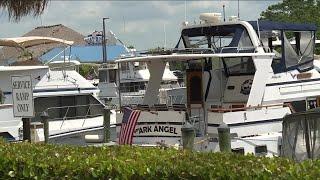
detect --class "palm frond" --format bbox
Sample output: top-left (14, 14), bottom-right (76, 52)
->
top-left (0, 0), bottom-right (48, 22)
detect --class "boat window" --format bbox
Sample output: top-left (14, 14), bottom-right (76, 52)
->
top-left (120, 82), bottom-right (146, 93)
top-left (260, 30), bottom-right (315, 73)
top-left (0, 89), bottom-right (4, 104)
top-left (232, 147), bottom-right (245, 155)
top-left (255, 145), bottom-right (267, 156)
top-left (181, 24), bottom-right (254, 53)
top-left (174, 36), bottom-right (186, 49)
top-left (98, 69), bottom-right (107, 82)
top-left (284, 31), bottom-right (314, 71)
top-left (109, 69), bottom-right (116, 83)
top-left (120, 62), bottom-right (129, 71)
top-left (33, 95), bottom-right (104, 121)
top-left (0, 132), bottom-right (15, 141)
top-left (222, 56), bottom-right (255, 76)
top-left (306, 97), bottom-right (320, 110)
top-left (289, 100), bottom-right (306, 112)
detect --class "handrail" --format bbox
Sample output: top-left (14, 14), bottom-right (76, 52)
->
top-left (118, 46), bottom-right (259, 60)
top-left (44, 46), bottom-right (71, 65)
top-left (0, 104), bottom-right (13, 109)
top-left (59, 106), bottom-right (69, 129)
top-left (39, 104), bottom-right (105, 123)
top-left (82, 105), bottom-right (92, 127)
top-left (219, 46), bottom-right (256, 53)
top-left (208, 103), bottom-right (294, 113)
top-left (35, 84), bottom-right (80, 89)
top-left (44, 103), bottom-right (104, 112)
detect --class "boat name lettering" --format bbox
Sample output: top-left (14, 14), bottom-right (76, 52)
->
top-left (135, 125), bottom-right (178, 134)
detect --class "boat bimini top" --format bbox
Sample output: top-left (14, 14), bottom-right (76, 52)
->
top-left (0, 36), bottom-right (74, 49)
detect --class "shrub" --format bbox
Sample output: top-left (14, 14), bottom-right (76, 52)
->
top-left (0, 140), bottom-right (319, 179)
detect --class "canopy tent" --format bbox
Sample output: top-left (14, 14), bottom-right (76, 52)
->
top-left (0, 36), bottom-right (74, 48)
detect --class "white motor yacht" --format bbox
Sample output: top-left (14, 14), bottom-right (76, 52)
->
top-left (0, 65), bottom-right (48, 140)
top-left (98, 60), bottom-right (185, 106)
top-left (0, 36), bottom-right (111, 143)
top-left (112, 13), bottom-right (319, 156)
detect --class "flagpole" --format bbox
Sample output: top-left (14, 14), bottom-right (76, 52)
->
top-left (117, 62), bottom-right (122, 109)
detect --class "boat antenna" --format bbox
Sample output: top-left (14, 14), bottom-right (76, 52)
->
top-left (164, 23), bottom-right (167, 49)
top-left (257, 20), bottom-right (261, 40)
top-left (184, 0), bottom-right (187, 22)
top-left (123, 16), bottom-right (126, 33)
top-left (237, 0), bottom-right (240, 19)
top-left (223, 4), bottom-right (226, 22)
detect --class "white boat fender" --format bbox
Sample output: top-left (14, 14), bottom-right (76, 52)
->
top-left (84, 134), bottom-right (104, 143)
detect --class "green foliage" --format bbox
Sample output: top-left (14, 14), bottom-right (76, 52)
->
top-left (127, 45), bottom-right (135, 49)
top-left (79, 64), bottom-right (98, 78)
top-left (0, 140), bottom-right (320, 179)
top-left (169, 61), bottom-right (185, 71)
top-left (17, 50), bottom-right (33, 60)
top-left (260, 0), bottom-right (320, 54)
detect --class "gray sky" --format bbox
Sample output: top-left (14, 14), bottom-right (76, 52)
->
top-left (0, 1), bottom-right (280, 50)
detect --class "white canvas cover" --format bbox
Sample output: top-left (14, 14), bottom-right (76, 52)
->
top-left (0, 36), bottom-right (74, 48)
top-left (282, 111), bottom-right (320, 161)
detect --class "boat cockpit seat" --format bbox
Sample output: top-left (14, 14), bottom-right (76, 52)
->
top-left (153, 104), bottom-right (169, 111)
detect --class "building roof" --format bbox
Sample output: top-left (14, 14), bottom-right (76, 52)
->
top-left (40, 45), bottom-right (129, 63)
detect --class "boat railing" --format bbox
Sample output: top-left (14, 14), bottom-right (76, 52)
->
top-left (41, 104), bottom-right (104, 129)
top-left (34, 83), bottom-right (80, 90)
top-left (117, 46), bottom-right (259, 59)
top-left (208, 103), bottom-right (295, 113)
top-left (279, 81), bottom-right (320, 94)
top-left (165, 95), bottom-right (185, 105)
top-left (49, 64), bottom-right (78, 71)
top-left (218, 46), bottom-right (256, 53)
top-left (0, 104), bottom-right (13, 109)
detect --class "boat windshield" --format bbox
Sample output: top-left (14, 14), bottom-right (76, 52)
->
top-left (181, 24), bottom-right (254, 53)
top-left (222, 56), bottom-right (255, 76)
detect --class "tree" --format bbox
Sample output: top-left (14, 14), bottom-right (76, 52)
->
top-left (260, 0), bottom-right (320, 23)
top-left (0, 0), bottom-right (48, 21)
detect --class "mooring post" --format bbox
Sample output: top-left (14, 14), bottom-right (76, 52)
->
top-left (103, 106), bottom-right (111, 143)
top-left (22, 118), bottom-right (31, 141)
top-left (181, 123), bottom-right (195, 150)
top-left (40, 112), bottom-right (49, 144)
top-left (218, 123), bottom-right (231, 152)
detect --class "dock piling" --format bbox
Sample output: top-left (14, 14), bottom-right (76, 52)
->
top-left (181, 123), bottom-right (195, 150)
top-left (218, 123), bottom-right (231, 152)
top-left (22, 118), bottom-right (31, 141)
top-left (40, 112), bottom-right (49, 143)
top-left (103, 106), bottom-right (111, 143)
